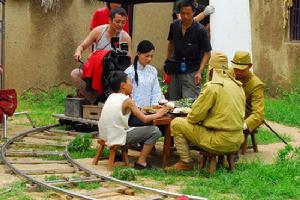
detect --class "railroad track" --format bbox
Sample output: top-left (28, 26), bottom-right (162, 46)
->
top-left (1, 124), bottom-right (207, 200)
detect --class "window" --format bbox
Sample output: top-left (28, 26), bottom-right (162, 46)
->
top-left (290, 0), bottom-right (300, 41)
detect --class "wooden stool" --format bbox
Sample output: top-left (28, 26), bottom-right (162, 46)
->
top-left (240, 129), bottom-right (258, 154)
top-left (198, 149), bottom-right (236, 175)
top-left (93, 139), bottom-right (129, 171)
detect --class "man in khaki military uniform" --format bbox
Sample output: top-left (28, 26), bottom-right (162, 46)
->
top-left (168, 51), bottom-right (246, 170)
top-left (231, 51), bottom-right (265, 132)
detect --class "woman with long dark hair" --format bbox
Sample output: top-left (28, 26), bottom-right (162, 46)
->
top-left (125, 40), bottom-right (162, 108)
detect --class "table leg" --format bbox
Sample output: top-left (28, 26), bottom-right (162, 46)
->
top-left (162, 125), bottom-right (171, 168)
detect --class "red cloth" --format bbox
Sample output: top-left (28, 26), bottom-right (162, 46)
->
top-left (82, 50), bottom-right (111, 95)
top-left (0, 89), bottom-right (17, 122)
top-left (90, 8), bottom-right (129, 33)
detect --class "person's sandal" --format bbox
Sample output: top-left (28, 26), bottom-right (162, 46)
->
top-left (134, 162), bottom-right (153, 170)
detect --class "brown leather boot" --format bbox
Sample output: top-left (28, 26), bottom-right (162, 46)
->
top-left (164, 161), bottom-right (193, 171)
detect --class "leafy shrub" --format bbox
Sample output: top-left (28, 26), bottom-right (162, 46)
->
top-left (69, 134), bottom-right (92, 152)
top-left (276, 144), bottom-right (300, 163)
top-left (111, 167), bottom-right (137, 181)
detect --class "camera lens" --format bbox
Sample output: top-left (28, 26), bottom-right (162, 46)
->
top-left (111, 37), bottom-right (119, 49)
top-left (120, 42), bottom-right (128, 51)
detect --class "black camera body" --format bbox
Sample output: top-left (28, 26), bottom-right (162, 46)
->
top-left (101, 37), bottom-right (131, 101)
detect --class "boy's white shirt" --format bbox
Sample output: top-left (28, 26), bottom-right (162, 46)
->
top-left (98, 93), bottom-right (134, 147)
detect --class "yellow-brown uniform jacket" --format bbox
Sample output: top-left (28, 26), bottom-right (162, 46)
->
top-left (241, 72), bottom-right (265, 132)
top-left (186, 70), bottom-right (246, 153)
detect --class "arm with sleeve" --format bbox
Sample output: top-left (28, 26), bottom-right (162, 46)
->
top-left (150, 68), bottom-right (162, 105)
top-left (245, 83), bottom-right (265, 132)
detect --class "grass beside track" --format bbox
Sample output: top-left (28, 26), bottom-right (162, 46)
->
top-left (265, 82), bottom-right (300, 127)
top-left (17, 88), bottom-right (75, 126)
top-left (113, 145), bottom-right (300, 200)
top-left (255, 128), bottom-right (291, 145)
top-left (0, 181), bottom-right (33, 200)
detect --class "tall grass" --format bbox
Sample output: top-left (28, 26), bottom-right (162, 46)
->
top-left (16, 88), bottom-right (75, 126)
top-left (131, 145), bottom-right (300, 200)
top-left (255, 128), bottom-right (291, 145)
top-left (265, 82), bottom-right (300, 127)
top-left (0, 181), bottom-right (33, 200)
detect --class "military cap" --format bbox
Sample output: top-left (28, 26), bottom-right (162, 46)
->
top-left (231, 51), bottom-right (252, 70)
top-left (208, 51), bottom-right (228, 70)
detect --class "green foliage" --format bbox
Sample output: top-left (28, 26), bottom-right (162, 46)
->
top-left (276, 145), bottom-right (300, 163)
top-left (158, 76), bottom-right (168, 95)
top-left (17, 88), bottom-right (76, 126)
top-left (201, 66), bottom-right (208, 85)
top-left (265, 82), bottom-right (300, 127)
top-left (76, 182), bottom-right (101, 190)
top-left (253, 128), bottom-right (291, 145)
top-left (69, 148), bottom-right (98, 159)
top-left (135, 145), bottom-right (300, 200)
top-left (0, 181), bottom-right (33, 200)
top-left (111, 166), bottom-right (137, 181)
top-left (42, 155), bottom-right (66, 161)
top-left (69, 134), bottom-right (92, 152)
top-left (44, 175), bottom-right (62, 181)
top-left (175, 98), bottom-right (194, 107)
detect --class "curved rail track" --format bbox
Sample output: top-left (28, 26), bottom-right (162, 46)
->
top-left (1, 125), bottom-right (207, 200)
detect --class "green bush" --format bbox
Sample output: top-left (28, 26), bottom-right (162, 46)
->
top-left (111, 167), bottom-right (137, 181)
top-left (69, 134), bottom-right (92, 152)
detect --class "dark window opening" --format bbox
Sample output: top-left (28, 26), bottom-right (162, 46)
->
top-left (290, 0), bottom-right (300, 41)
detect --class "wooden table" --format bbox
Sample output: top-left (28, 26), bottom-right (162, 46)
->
top-left (152, 114), bottom-right (176, 168)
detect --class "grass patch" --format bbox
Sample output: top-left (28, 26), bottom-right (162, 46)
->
top-left (111, 167), bottom-right (137, 181)
top-left (42, 155), bottom-right (66, 161)
top-left (253, 128), bottom-right (291, 145)
top-left (69, 148), bottom-right (98, 159)
top-left (0, 181), bottom-right (33, 200)
top-left (134, 146), bottom-right (300, 200)
top-left (44, 175), bottom-right (62, 181)
top-left (17, 88), bottom-right (75, 126)
top-left (265, 82), bottom-right (300, 127)
top-left (18, 145), bottom-right (65, 152)
top-left (76, 182), bottom-right (101, 190)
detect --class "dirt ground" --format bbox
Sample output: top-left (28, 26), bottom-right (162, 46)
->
top-left (0, 120), bottom-right (299, 199)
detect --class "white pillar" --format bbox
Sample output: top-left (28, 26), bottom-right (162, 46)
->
top-left (210, 0), bottom-right (252, 62)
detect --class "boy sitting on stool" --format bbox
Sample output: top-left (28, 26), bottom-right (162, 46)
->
top-left (98, 71), bottom-right (169, 169)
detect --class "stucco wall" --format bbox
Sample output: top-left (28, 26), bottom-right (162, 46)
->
top-left (5, 0), bottom-right (100, 93)
top-left (132, 3), bottom-right (173, 74)
top-left (250, 0), bottom-right (300, 94)
top-left (4, 1), bottom-right (173, 94)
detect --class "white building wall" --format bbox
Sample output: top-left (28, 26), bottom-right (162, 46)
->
top-left (210, 0), bottom-right (252, 61)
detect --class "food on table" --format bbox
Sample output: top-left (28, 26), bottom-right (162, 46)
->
top-left (166, 101), bottom-right (175, 108)
top-left (172, 107), bottom-right (191, 115)
top-left (159, 99), bottom-right (168, 105)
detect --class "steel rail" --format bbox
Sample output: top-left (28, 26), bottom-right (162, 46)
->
top-left (65, 143), bottom-right (208, 200)
top-left (2, 124), bottom-right (208, 200)
top-left (1, 124), bottom-right (99, 200)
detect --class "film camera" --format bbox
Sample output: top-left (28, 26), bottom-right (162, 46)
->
top-left (100, 37), bottom-right (131, 101)
top-left (103, 37), bottom-right (131, 81)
